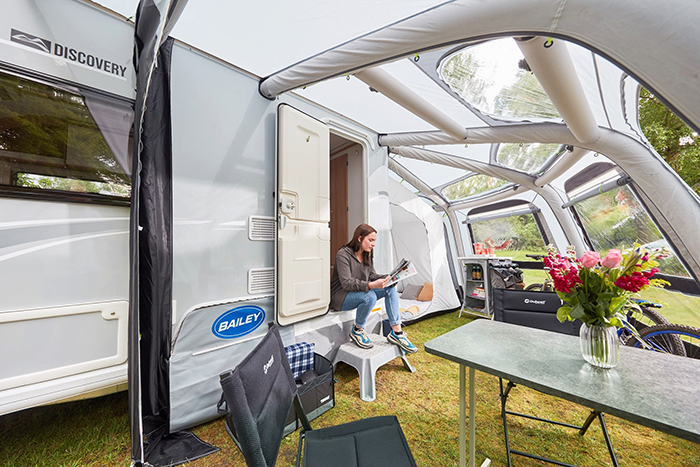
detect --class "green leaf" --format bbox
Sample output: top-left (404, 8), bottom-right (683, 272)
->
top-left (569, 303), bottom-right (585, 319)
top-left (609, 316), bottom-right (624, 328)
top-left (556, 306), bottom-right (572, 323)
top-left (609, 296), bottom-right (627, 314)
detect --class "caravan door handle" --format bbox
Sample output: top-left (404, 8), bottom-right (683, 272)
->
top-left (280, 196), bottom-right (296, 214)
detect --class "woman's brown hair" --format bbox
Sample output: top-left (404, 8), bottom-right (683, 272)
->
top-left (346, 223), bottom-right (376, 266)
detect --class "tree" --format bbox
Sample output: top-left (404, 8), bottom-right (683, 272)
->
top-left (639, 88), bottom-right (700, 195)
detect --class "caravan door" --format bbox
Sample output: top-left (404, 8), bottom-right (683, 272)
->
top-left (276, 105), bottom-right (331, 325)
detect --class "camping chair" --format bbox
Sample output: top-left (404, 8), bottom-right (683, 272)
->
top-left (218, 324), bottom-right (417, 467)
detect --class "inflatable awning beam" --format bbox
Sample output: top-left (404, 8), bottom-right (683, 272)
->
top-left (380, 123), bottom-right (575, 147)
top-left (390, 145), bottom-right (587, 252)
top-left (355, 68), bottom-right (468, 141)
top-left (535, 146), bottom-right (589, 187)
top-left (464, 205), bottom-right (540, 224)
top-left (562, 175), bottom-right (632, 208)
top-left (448, 184), bottom-right (531, 211)
top-left (515, 37), bottom-right (600, 144)
top-left (388, 156), bottom-right (450, 209)
top-left (390, 146), bottom-right (533, 186)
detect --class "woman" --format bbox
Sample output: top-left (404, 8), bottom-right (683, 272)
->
top-left (330, 223), bottom-right (417, 353)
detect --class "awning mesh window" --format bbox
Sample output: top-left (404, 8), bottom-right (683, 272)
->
top-left (438, 38), bottom-right (560, 121)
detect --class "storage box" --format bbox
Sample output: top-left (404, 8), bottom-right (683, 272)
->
top-left (492, 288), bottom-right (581, 336)
top-left (283, 352), bottom-right (335, 435)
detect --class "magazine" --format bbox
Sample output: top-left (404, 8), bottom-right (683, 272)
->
top-left (385, 258), bottom-right (417, 287)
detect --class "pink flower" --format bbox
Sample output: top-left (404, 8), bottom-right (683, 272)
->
top-left (579, 251), bottom-right (600, 268)
top-left (601, 249), bottom-right (623, 268)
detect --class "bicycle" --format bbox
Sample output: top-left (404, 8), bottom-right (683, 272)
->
top-left (523, 254), bottom-right (555, 292)
top-left (625, 322), bottom-right (700, 359)
top-left (621, 300), bottom-right (700, 359)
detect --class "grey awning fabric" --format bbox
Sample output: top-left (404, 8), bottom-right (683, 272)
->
top-left (259, 0), bottom-right (700, 134)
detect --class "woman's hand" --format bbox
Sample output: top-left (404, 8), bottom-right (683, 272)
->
top-left (369, 276), bottom-right (391, 289)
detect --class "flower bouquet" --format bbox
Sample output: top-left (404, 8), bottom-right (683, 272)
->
top-left (544, 244), bottom-right (669, 367)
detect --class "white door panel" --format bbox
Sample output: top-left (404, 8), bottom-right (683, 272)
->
top-left (277, 105), bottom-right (330, 325)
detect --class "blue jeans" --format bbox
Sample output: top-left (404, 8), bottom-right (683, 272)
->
top-left (341, 286), bottom-right (401, 329)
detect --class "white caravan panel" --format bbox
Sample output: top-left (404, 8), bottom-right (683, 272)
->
top-left (277, 105), bottom-right (330, 326)
top-left (0, 301), bottom-right (128, 393)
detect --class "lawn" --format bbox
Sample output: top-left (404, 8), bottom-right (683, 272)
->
top-left (1, 310), bottom-right (698, 466)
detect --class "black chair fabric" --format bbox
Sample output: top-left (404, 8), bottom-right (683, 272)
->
top-left (220, 325), bottom-right (417, 467)
top-left (219, 326), bottom-right (297, 467)
top-left (492, 288), bottom-right (581, 336)
top-left (303, 416), bottom-right (415, 467)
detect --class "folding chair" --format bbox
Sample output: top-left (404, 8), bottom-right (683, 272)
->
top-left (218, 324), bottom-right (417, 467)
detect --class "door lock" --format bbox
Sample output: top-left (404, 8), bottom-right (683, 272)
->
top-left (281, 199), bottom-right (295, 214)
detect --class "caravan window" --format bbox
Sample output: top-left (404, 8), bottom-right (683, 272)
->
top-left (572, 184), bottom-right (689, 278)
top-left (0, 70), bottom-right (132, 202)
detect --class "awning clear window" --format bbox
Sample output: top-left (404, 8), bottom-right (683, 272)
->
top-left (441, 173), bottom-right (509, 201)
top-left (496, 142), bottom-right (562, 173)
top-left (573, 184), bottom-right (689, 277)
top-left (438, 38), bottom-right (560, 121)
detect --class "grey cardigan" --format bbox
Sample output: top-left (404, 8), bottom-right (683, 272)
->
top-left (330, 245), bottom-right (384, 311)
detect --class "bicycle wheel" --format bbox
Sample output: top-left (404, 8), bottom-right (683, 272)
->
top-left (626, 306), bottom-right (669, 330)
top-left (632, 324), bottom-right (700, 359)
top-left (525, 283), bottom-right (544, 291)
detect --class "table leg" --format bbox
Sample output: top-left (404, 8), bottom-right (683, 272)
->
top-left (469, 366), bottom-right (476, 467)
top-left (460, 364), bottom-right (466, 467)
top-left (462, 365), bottom-right (491, 467)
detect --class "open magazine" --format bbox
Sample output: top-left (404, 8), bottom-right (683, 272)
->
top-left (385, 258), bottom-right (417, 287)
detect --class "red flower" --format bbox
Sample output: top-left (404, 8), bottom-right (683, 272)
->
top-left (643, 267), bottom-right (659, 279)
top-left (614, 272), bottom-right (649, 293)
top-left (546, 255), bottom-right (582, 293)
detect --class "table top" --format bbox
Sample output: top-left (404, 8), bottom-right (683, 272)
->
top-left (424, 319), bottom-right (700, 444)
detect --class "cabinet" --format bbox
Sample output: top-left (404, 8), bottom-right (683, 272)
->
top-left (458, 256), bottom-right (510, 318)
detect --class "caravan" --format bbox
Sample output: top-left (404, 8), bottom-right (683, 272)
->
top-left (2, 0), bottom-right (700, 464)
top-left (0, 0), bottom-right (459, 427)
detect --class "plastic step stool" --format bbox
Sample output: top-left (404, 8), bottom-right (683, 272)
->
top-left (334, 334), bottom-right (416, 402)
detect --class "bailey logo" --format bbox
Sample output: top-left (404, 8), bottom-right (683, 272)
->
top-left (263, 355), bottom-right (274, 374)
top-left (524, 298), bottom-right (546, 305)
top-left (10, 29), bottom-right (51, 54)
top-left (212, 305), bottom-right (266, 339)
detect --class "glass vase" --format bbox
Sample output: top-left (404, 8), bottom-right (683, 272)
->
top-left (579, 323), bottom-right (620, 369)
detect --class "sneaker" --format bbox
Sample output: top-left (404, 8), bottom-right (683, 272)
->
top-left (350, 326), bottom-right (373, 349)
top-left (387, 330), bottom-right (418, 354)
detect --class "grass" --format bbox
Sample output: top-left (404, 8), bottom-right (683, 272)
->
top-left (1, 311), bottom-right (699, 466)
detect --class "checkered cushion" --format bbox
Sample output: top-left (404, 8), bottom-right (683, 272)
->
top-left (284, 342), bottom-right (315, 379)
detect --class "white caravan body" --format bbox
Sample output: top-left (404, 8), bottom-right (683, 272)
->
top-left (0, 1), bottom-right (395, 430)
top-left (0, 0), bottom-right (134, 415)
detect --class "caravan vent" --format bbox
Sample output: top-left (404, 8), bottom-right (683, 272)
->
top-left (248, 216), bottom-right (276, 241)
top-left (248, 267), bottom-right (275, 294)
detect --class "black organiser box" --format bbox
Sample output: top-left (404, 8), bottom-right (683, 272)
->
top-left (492, 288), bottom-right (581, 336)
top-left (284, 352), bottom-right (335, 435)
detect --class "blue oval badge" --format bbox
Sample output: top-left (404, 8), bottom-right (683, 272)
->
top-left (212, 305), bottom-right (266, 339)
